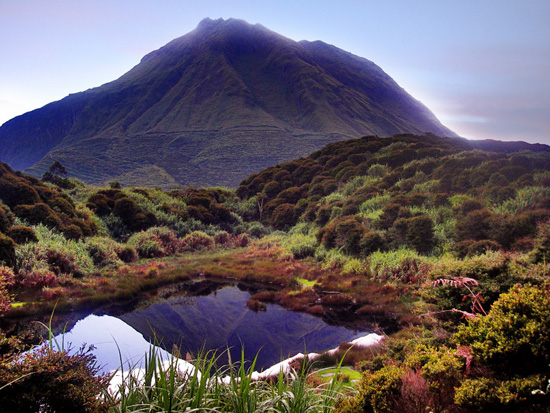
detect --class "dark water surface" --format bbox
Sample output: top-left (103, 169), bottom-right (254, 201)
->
top-left (54, 285), bottom-right (369, 373)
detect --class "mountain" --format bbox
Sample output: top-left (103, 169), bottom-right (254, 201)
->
top-left (0, 18), bottom-right (456, 188)
top-left (119, 286), bottom-right (366, 370)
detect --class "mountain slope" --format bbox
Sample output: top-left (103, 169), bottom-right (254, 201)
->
top-left (0, 18), bottom-right (456, 187)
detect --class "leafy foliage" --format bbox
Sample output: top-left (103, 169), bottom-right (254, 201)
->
top-left (0, 345), bottom-right (110, 412)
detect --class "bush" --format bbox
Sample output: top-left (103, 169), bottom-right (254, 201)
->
top-left (113, 197), bottom-right (138, 220)
top-left (233, 233), bottom-right (249, 248)
top-left (245, 221), bottom-right (269, 238)
top-left (405, 215), bottom-right (434, 254)
top-left (532, 220), bottom-right (550, 263)
top-left (455, 239), bottom-right (501, 258)
top-left (213, 230), bottom-right (231, 246)
top-left (0, 346), bottom-right (109, 412)
top-left (63, 224), bottom-right (83, 240)
top-left (181, 231), bottom-right (214, 251)
top-left (85, 237), bottom-right (123, 268)
top-left (270, 203), bottom-right (297, 230)
top-left (16, 226), bottom-right (94, 278)
top-left (359, 231), bottom-right (384, 256)
top-left (117, 245), bottom-right (138, 263)
top-left (0, 235), bottom-right (16, 267)
top-left (455, 284), bottom-right (550, 374)
top-left (128, 227), bottom-right (183, 258)
top-left (455, 208), bottom-right (493, 241)
top-left (135, 239), bottom-right (164, 258)
top-left (16, 268), bottom-right (58, 289)
top-left (6, 225), bottom-right (38, 244)
top-left (0, 178), bottom-right (40, 208)
top-left (318, 216), bottom-right (366, 256)
top-left (13, 203), bottom-right (62, 229)
top-left (0, 203), bottom-right (15, 233)
top-left (338, 345), bottom-right (463, 413)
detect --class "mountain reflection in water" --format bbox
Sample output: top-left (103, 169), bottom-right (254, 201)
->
top-left (56, 286), bottom-right (369, 373)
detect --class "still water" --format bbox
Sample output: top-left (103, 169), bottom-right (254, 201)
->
top-left (55, 285), bottom-right (369, 373)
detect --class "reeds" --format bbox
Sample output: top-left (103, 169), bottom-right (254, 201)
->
top-left (105, 347), bottom-right (348, 412)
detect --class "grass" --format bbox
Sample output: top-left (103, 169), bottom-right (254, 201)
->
top-left (106, 347), bottom-right (348, 412)
top-left (314, 366), bottom-right (362, 385)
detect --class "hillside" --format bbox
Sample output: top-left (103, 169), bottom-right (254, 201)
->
top-left (237, 133), bottom-right (550, 257)
top-left (0, 18), bottom-right (455, 188)
top-left (1, 132), bottom-right (550, 410)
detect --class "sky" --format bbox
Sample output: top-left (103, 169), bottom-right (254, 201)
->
top-left (1, 0), bottom-right (549, 145)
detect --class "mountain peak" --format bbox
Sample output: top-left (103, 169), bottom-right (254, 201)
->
top-left (195, 17), bottom-right (264, 34)
top-left (0, 18), bottom-right (457, 187)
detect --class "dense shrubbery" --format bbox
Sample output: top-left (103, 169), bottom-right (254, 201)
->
top-left (337, 285), bottom-right (550, 412)
top-left (0, 345), bottom-right (109, 412)
top-left (236, 134), bottom-right (550, 261)
top-left (0, 134), bottom-right (549, 411)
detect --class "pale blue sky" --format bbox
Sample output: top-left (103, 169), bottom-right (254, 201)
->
top-left (1, 0), bottom-right (549, 144)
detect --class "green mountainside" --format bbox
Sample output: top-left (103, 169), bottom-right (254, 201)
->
top-left (0, 18), bottom-right (455, 188)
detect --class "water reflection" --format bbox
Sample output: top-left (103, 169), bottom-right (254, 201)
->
top-left (56, 285), bottom-right (369, 373)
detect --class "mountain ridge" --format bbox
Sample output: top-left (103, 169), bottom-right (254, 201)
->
top-left (1, 17), bottom-right (456, 187)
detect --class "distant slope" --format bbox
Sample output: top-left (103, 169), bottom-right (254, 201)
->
top-left (0, 18), bottom-right (455, 187)
top-left (236, 133), bottom-right (550, 256)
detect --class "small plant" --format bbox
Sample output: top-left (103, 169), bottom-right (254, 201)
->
top-left (429, 276), bottom-right (486, 318)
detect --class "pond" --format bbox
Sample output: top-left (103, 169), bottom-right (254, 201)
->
top-left (52, 284), bottom-right (371, 373)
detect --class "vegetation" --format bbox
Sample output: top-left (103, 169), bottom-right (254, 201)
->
top-left (0, 132), bottom-right (549, 411)
top-left (105, 348), bottom-right (345, 412)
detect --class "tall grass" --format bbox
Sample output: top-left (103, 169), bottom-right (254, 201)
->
top-left (493, 186), bottom-right (550, 214)
top-left (105, 348), bottom-right (348, 412)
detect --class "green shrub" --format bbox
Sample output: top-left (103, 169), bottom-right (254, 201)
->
top-left (181, 231), bottom-right (214, 251)
top-left (455, 284), bottom-right (550, 374)
top-left (454, 375), bottom-right (550, 411)
top-left (244, 221), bottom-right (270, 238)
top-left (352, 364), bottom-right (405, 413)
top-left (317, 215), bottom-right (366, 256)
top-left (16, 225), bottom-right (94, 277)
top-left (270, 203), bottom-right (297, 230)
top-left (0, 177), bottom-right (40, 208)
top-left (455, 208), bottom-right (493, 241)
top-left (359, 230), bottom-right (384, 256)
top-left (48, 196), bottom-right (76, 217)
top-left (6, 225), bottom-right (38, 244)
top-left (13, 203), bottom-right (63, 229)
top-left (0, 346), bottom-right (109, 412)
top-left (0, 234), bottom-right (16, 267)
top-left (532, 220), bottom-right (550, 263)
top-left (62, 224), bottom-right (83, 240)
top-left (135, 239), bottom-right (164, 258)
top-left (113, 196), bottom-right (138, 220)
top-left (85, 237), bottom-right (124, 268)
top-left (117, 245), bottom-right (138, 263)
top-left (128, 227), bottom-right (182, 258)
top-left (0, 203), bottom-right (15, 233)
